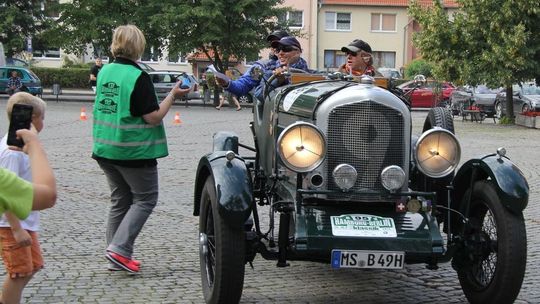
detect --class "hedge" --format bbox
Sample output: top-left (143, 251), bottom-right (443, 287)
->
top-left (32, 67), bottom-right (90, 89)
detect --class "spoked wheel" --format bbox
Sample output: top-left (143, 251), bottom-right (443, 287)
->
top-left (495, 101), bottom-right (503, 118)
top-left (199, 177), bottom-right (246, 304)
top-left (238, 94), bottom-right (252, 104)
top-left (455, 180), bottom-right (527, 304)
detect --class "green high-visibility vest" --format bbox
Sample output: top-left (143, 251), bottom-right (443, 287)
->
top-left (92, 62), bottom-right (168, 160)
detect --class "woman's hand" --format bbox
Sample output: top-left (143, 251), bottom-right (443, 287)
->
top-left (169, 81), bottom-right (192, 100)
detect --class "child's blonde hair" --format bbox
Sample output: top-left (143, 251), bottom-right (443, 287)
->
top-left (6, 92), bottom-right (47, 120)
top-left (110, 25), bottom-right (146, 61)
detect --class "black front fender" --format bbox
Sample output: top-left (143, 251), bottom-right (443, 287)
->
top-left (193, 151), bottom-right (253, 228)
top-left (452, 154), bottom-right (529, 215)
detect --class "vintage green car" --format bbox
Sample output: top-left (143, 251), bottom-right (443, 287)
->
top-left (193, 73), bottom-right (528, 304)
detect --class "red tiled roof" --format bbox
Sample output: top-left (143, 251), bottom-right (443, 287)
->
top-left (187, 49), bottom-right (239, 63)
top-left (323, 0), bottom-right (459, 8)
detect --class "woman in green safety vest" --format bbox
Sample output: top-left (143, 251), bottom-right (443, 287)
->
top-left (92, 24), bottom-right (189, 274)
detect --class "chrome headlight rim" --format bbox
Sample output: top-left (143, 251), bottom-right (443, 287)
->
top-left (332, 164), bottom-right (358, 191)
top-left (380, 165), bottom-right (406, 191)
top-left (277, 122), bottom-right (327, 173)
top-left (415, 127), bottom-right (461, 178)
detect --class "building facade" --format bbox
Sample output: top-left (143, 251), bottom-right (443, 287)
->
top-left (24, 0), bottom-right (458, 76)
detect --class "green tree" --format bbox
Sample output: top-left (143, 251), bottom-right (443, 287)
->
top-left (44, 0), bottom-right (165, 58)
top-left (156, 0), bottom-right (288, 72)
top-left (404, 59), bottom-right (433, 79)
top-left (409, 0), bottom-right (540, 120)
top-left (0, 1), bottom-right (47, 57)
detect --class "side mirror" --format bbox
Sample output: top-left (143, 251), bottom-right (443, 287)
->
top-left (413, 74), bottom-right (426, 87)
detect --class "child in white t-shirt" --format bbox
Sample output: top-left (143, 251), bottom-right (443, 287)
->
top-left (0, 92), bottom-right (50, 304)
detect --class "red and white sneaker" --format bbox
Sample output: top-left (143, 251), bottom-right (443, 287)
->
top-left (106, 251), bottom-right (140, 273)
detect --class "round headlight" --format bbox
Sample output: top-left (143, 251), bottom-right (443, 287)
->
top-left (380, 165), bottom-right (406, 191)
top-left (415, 128), bottom-right (461, 178)
top-left (332, 164), bottom-right (357, 190)
top-left (277, 122), bottom-right (326, 172)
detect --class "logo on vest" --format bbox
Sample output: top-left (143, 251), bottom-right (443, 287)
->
top-left (97, 98), bottom-right (118, 114)
top-left (101, 82), bottom-right (120, 96)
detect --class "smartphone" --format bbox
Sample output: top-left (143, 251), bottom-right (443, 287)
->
top-left (179, 77), bottom-right (191, 89)
top-left (7, 104), bottom-right (33, 148)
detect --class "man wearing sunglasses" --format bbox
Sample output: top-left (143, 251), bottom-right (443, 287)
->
top-left (216, 35), bottom-right (309, 102)
top-left (339, 39), bottom-right (377, 77)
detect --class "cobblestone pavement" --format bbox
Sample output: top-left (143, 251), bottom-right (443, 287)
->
top-left (0, 102), bottom-right (538, 303)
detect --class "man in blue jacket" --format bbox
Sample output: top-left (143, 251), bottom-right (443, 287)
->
top-left (216, 36), bottom-right (309, 102)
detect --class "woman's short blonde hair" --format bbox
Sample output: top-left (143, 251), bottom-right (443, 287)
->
top-left (6, 92), bottom-right (47, 120)
top-left (110, 25), bottom-right (146, 61)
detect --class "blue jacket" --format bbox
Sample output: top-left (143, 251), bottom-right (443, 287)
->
top-left (227, 57), bottom-right (309, 100)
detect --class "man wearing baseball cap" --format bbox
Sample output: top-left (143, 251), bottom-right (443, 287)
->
top-left (339, 39), bottom-right (377, 77)
top-left (216, 35), bottom-right (309, 103)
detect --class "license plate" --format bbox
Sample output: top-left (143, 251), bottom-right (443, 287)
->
top-left (331, 250), bottom-right (404, 269)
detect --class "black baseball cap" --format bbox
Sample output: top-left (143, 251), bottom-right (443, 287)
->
top-left (341, 39), bottom-right (372, 54)
top-left (266, 30), bottom-right (289, 42)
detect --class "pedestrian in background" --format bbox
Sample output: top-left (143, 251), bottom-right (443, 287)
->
top-left (92, 25), bottom-right (189, 274)
top-left (89, 57), bottom-right (103, 93)
top-left (200, 73), bottom-right (211, 104)
top-left (6, 70), bottom-right (22, 96)
top-left (216, 90), bottom-right (241, 111)
top-left (0, 92), bottom-right (53, 304)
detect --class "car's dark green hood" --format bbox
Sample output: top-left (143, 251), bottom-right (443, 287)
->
top-left (277, 80), bottom-right (354, 118)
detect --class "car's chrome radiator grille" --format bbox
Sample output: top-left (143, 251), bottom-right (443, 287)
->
top-left (327, 101), bottom-right (405, 194)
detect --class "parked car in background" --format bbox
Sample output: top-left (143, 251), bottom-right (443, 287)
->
top-left (377, 67), bottom-right (402, 79)
top-left (137, 61), bottom-right (155, 73)
top-left (0, 66), bottom-right (42, 96)
top-left (494, 83), bottom-right (540, 117)
top-left (148, 71), bottom-right (200, 101)
top-left (397, 79), bottom-right (455, 108)
top-left (449, 85), bottom-right (501, 117)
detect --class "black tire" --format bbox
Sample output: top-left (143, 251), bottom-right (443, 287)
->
top-left (456, 180), bottom-right (527, 304)
top-left (199, 177), bottom-right (245, 304)
top-left (422, 106), bottom-right (455, 134)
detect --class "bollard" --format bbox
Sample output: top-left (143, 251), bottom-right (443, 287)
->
top-left (52, 83), bottom-right (62, 103)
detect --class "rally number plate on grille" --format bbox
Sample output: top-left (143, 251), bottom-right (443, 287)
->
top-left (331, 250), bottom-right (404, 269)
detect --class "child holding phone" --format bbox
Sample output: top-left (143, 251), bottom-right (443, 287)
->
top-left (0, 92), bottom-right (56, 304)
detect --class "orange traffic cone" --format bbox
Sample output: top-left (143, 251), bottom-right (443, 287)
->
top-left (173, 112), bottom-right (182, 125)
top-left (80, 107), bottom-right (88, 121)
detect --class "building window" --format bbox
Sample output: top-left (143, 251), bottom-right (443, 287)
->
top-left (325, 12), bottom-right (351, 31)
top-left (168, 53), bottom-right (187, 64)
top-left (141, 46), bottom-right (161, 62)
top-left (372, 51), bottom-right (396, 68)
top-left (371, 13), bottom-right (396, 32)
top-left (41, 0), bottom-right (59, 18)
top-left (324, 50), bottom-right (347, 69)
top-left (278, 10), bottom-right (303, 28)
